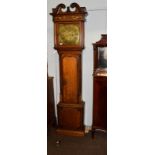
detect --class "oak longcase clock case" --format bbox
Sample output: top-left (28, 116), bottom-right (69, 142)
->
top-left (50, 3), bottom-right (87, 136)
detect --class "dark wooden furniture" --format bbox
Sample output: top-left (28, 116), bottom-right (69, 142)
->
top-left (47, 77), bottom-right (56, 128)
top-left (92, 34), bottom-right (107, 138)
top-left (50, 3), bottom-right (87, 136)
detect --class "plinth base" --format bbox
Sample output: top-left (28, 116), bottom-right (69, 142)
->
top-left (56, 128), bottom-right (85, 137)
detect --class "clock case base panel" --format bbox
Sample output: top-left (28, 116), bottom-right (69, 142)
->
top-left (56, 101), bottom-right (85, 136)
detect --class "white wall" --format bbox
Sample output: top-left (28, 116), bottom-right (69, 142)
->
top-left (47, 0), bottom-right (107, 126)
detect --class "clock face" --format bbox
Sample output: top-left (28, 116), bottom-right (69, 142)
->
top-left (58, 24), bottom-right (80, 46)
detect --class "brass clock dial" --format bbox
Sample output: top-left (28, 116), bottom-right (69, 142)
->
top-left (58, 24), bottom-right (80, 46)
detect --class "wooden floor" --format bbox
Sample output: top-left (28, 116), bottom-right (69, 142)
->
top-left (47, 127), bottom-right (107, 155)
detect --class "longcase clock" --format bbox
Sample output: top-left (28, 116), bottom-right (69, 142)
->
top-left (50, 3), bottom-right (87, 136)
